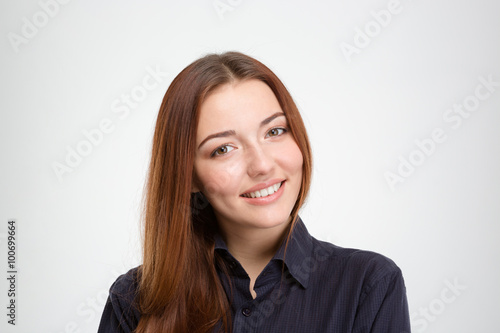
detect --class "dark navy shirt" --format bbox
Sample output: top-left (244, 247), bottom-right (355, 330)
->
top-left (98, 217), bottom-right (411, 332)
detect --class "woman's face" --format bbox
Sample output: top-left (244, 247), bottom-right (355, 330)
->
top-left (193, 79), bottom-right (303, 234)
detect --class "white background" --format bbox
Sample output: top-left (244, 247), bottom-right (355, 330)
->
top-left (1, 0), bottom-right (499, 332)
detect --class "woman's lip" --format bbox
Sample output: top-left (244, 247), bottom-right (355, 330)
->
top-left (240, 178), bottom-right (285, 195)
top-left (240, 181), bottom-right (285, 205)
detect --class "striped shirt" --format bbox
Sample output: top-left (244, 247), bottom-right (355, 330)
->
top-left (98, 217), bottom-right (410, 332)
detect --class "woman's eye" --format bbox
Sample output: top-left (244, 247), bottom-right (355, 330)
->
top-left (267, 127), bottom-right (287, 137)
top-left (211, 145), bottom-right (234, 157)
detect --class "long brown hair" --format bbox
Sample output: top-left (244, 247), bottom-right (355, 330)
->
top-left (137, 51), bottom-right (312, 332)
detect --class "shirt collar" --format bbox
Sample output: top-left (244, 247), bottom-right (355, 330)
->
top-left (214, 216), bottom-right (313, 289)
top-left (214, 232), bottom-right (228, 251)
top-left (273, 216), bottom-right (313, 288)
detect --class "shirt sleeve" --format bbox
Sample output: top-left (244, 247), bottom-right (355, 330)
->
top-left (352, 266), bottom-right (411, 333)
top-left (98, 268), bottom-right (141, 333)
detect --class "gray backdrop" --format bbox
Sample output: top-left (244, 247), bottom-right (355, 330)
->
top-left (1, 0), bottom-right (499, 332)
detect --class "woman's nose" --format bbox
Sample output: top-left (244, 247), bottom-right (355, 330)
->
top-left (246, 144), bottom-right (274, 178)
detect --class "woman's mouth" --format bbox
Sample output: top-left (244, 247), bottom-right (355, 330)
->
top-left (240, 181), bottom-right (284, 198)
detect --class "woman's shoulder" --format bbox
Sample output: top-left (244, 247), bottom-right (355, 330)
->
top-left (109, 266), bottom-right (141, 298)
top-left (293, 218), bottom-right (402, 282)
top-left (309, 240), bottom-right (410, 330)
top-left (312, 238), bottom-right (403, 286)
top-left (98, 266), bottom-right (142, 333)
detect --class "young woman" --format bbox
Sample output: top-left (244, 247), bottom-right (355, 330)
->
top-left (98, 52), bottom-right (410, 332)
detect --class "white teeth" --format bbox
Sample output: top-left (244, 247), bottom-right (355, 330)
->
top-left (243, 181), bottom-right (282, 199)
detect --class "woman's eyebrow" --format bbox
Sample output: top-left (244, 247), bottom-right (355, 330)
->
top-left (198, 112), bottom-right (285, 149)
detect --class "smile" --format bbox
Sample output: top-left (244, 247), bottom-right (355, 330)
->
top-left (241, 181), bottom-right (284, 198)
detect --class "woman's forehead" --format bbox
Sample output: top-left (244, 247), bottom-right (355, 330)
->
top-left (196, 80), bottom-right (284, 135)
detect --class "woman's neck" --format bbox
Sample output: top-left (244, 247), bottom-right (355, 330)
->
top-left (224, 224), bottom-right (288, 264)
top-left (218, 220), bottom-right (290, 298)
top-left (217, 215), bottom-right (290, 267)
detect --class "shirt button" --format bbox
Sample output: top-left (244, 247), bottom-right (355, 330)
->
top-left (242, 308), bottom-right (252, 317)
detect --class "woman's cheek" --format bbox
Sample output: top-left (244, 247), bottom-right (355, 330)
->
top-left (197, 163), bottom-right (235, 198)
top-left (280, 141), bottom-right (304, 172)
top-left (293, 146), bottom-right (304, 171)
